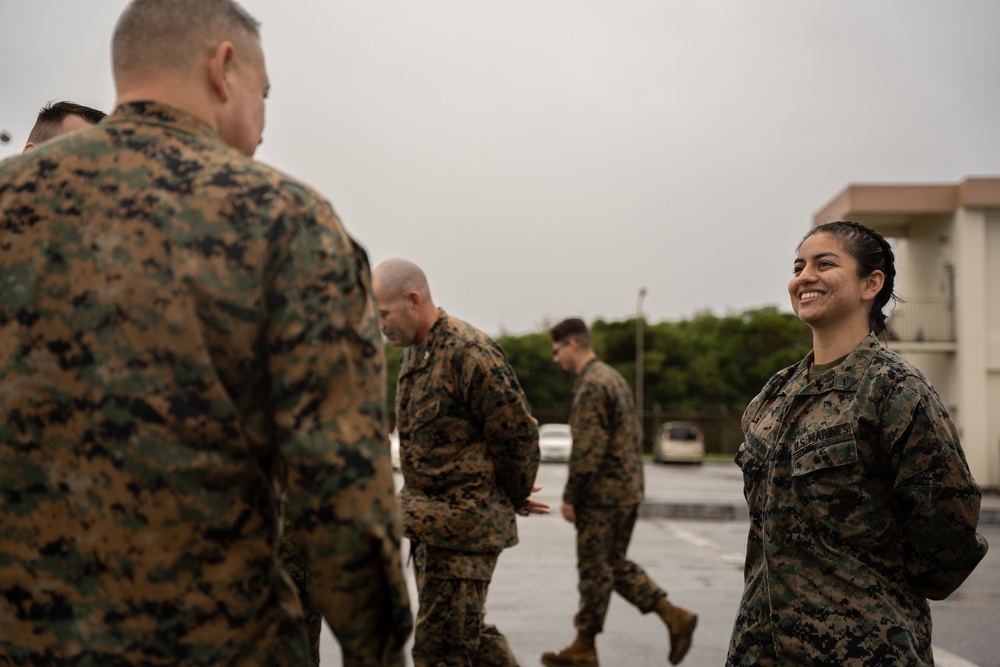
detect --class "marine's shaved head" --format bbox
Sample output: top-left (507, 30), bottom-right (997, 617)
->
top-left (372, 258), bottom-right (438, 347)
top-left (112, 0), bottom-right (260, 80)
top-left (373, 258), bottom-right (432, 303)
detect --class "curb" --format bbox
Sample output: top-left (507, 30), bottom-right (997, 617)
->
top-left (639, 501), bottom-right (748, 521)
top-left (979, 507), bottom-right (1000, 526)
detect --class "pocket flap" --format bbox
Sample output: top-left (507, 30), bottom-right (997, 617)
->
top-left (735, 442), bottom-right (763, 478)
top-left (412, 399), bottom-right (440, 427)
top-left (792, 431), bottom-right (858, 477)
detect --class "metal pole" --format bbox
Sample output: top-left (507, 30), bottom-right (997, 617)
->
top-left (636, 287), bottom-right (647, 440)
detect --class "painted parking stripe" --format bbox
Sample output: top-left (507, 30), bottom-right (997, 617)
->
top-left (654, 519), bottom-right (982, 667)
top-left (653, 519), bottom-right (744, 568)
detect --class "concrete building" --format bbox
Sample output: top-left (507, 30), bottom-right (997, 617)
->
top-left (814, 176), bottom-right (1000, 490)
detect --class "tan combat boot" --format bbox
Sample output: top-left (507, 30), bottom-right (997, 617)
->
top-left (540, 634), bottom-right (598, 667)
top-left (655, 598), bottom-right (698, 665)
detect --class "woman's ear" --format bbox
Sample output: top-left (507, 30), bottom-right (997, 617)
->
top-left (863, 270), bottom-right (885, 300)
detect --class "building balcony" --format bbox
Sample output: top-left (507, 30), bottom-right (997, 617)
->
top-left (886, 297), bottom-right (956, 344)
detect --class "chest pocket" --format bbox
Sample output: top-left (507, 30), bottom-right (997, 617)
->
top-left (792, 426), bottom-right (886, 543)
top-left (412, 398), bottom-right (440, 431)
top-left (735, 434), bottom-right (767, 521)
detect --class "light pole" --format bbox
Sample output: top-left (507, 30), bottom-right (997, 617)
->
top-left (636, 287), bottom-right (647, 439)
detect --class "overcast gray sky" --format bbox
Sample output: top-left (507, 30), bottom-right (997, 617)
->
top-left (3, 0), bottom-right (999, 335)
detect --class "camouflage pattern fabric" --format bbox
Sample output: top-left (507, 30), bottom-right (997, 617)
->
top-left (396, 309), bottom-right (539, 552)
top-left (0, 102), bottom-right (411, 665)
top-left (394, 309), bottom-right (538, 665)
top-left (564, 359), bottom-right (665, 637)
top-left (573, 504), bottom-right (665, 635)
top-left (411, 543), bottom-right (518, 667)
top-left (277, 518), bottom-right (322, 666)
top-left (727, 333), bottom-right (989, 666)
top-left (564, 359), bottom-right (643, 507)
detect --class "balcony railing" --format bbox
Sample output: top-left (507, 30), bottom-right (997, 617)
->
top-left (886, 297), bottom-right (956, 343)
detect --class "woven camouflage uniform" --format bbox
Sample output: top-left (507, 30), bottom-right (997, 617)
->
top-left (0, 102), bottom-right (411, 666)
top-left (565, 358), bottom-right (666, 636)
top-left (277, 517), bottom-right (322, 665)
top-left (411, 542), bottom-right (517, 667)
top-left (395, 309), bottom-right (539, 666)
top-left (728, 333), bottom-right (989, 666)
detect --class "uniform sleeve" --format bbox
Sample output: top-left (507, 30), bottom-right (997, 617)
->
top-left (461, 343), bottom-right (539, 507)
top-left (886, 383), bottom-right (989, 600)
top-left (564, 379), bottom-right (610, 505)
top-left (266, 200), bottom-right (412, 665)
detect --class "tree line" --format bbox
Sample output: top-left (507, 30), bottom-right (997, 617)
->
top-left (384, 306), bottom-right (811, 454)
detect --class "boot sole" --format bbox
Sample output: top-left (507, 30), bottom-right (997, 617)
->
top-left (669, 613), bottom-right (698, 665)
top-left (541, 656), bottom-right (598, 667)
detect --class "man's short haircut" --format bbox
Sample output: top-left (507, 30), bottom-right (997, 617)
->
top-left (374, 258), bottom-right (432, 302)
top-left (550, 317), bottom-right (592, 348)
top-left (26, 101), bottom-right (106, 145)
top-left (112, 0), bottom-right (260, 78)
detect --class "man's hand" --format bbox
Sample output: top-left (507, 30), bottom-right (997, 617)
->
top-left (561, 501), bottom-right (575, 523)
top-left (517, 485), bottom-right (551, 516)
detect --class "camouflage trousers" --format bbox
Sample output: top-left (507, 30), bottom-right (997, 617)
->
top-left (412, 542), bottom-right (519, 667)
top-left (574, 503), bottom-right (666, 636)
top-left (278, 524), bottom-right (322, 666)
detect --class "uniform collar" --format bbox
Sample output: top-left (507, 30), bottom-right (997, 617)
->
top-left (794, 332), bottom-right (881, 395)
top-left (572, 356), bottom-right (601, 393)
top-left (106, 101), bottom-right (227, 147)
top-left (579, 356), bottom-right (600, 376)
top-left (401, 308), bottom-right (448, 376)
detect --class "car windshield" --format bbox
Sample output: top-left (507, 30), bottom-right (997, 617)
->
top-left (666, 427), bottom-right (699, 440)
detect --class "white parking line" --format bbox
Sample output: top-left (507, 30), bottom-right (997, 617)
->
top-left (653, 520), bottom-right (983, 667)
top-left (933, 647), bottom-right (981, 667)
top-left (653, 519), bottom-right (745, 568)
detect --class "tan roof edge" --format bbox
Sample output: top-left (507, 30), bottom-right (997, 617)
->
top-left (959, 177), bottom-right (1000, 207)
top-left (814, 176), bottom-right (1000, 225)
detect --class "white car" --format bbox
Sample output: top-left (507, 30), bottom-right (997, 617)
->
top-left (538, 422), bottom-right (573, 462)
top-left (389, 428), bottom-right (401, 470)
top-left (652, 421), bottom-right (705, 464)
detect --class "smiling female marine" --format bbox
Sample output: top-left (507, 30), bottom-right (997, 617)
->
top-left (726, 221), bottom-right (988, 666)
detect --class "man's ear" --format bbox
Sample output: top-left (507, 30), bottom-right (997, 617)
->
top-left (22, 142), bottom-right (37, 153)
top-left (207, 41), bottom-right (236, 102)
top-left (404, 290), bottom-right (421, 310)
